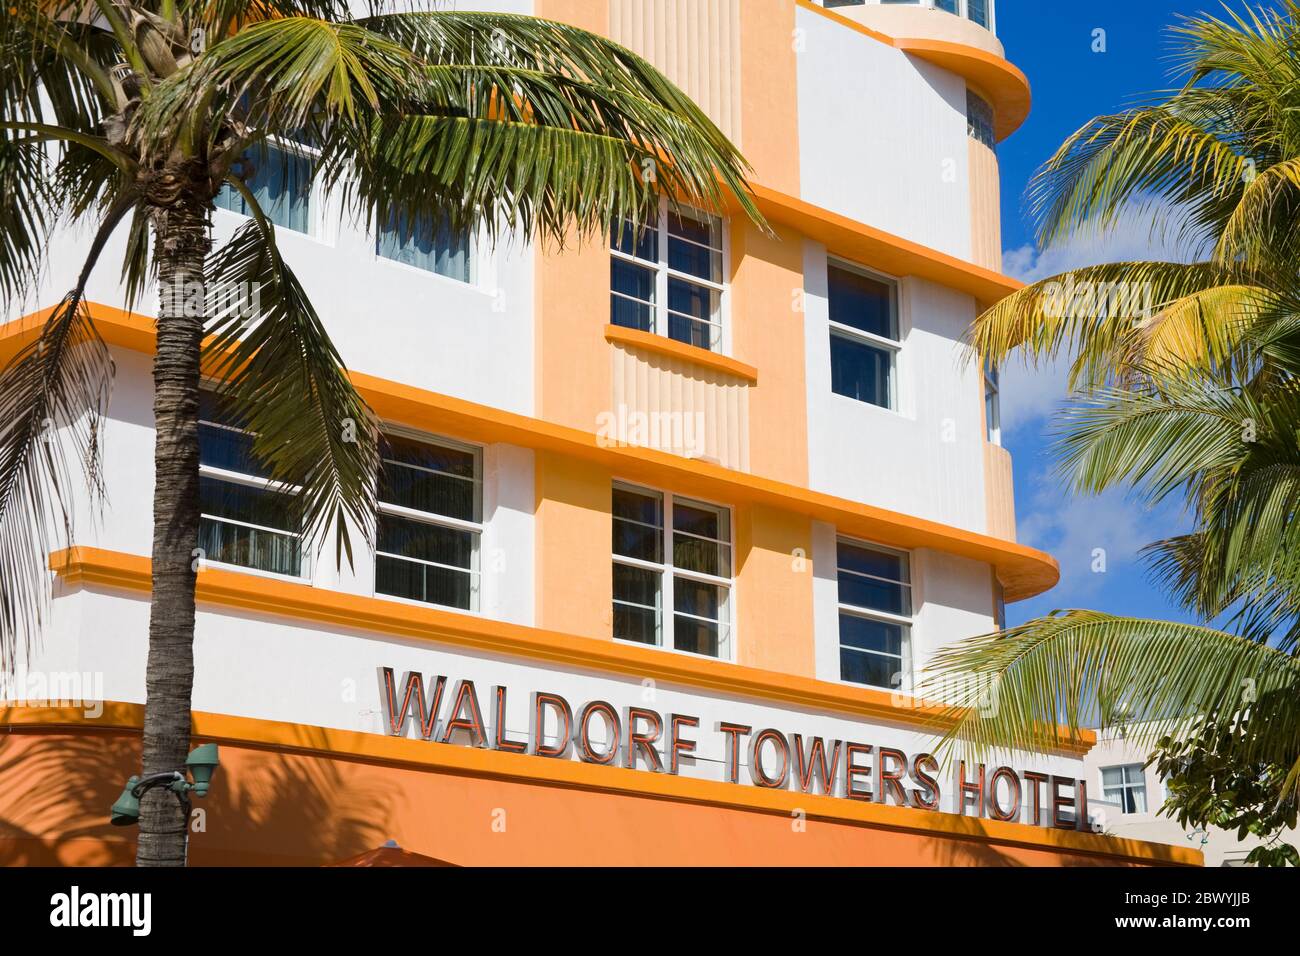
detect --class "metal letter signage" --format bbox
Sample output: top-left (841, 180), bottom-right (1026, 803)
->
top-left (376, 667), bottom-right (1090, 830)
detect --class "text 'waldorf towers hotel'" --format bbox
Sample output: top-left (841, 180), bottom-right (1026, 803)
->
top-left (0, 0), bottom-right (1201, 866)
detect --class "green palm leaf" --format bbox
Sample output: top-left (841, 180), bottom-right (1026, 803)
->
top-left (923, 611), bottom-right (1300, 779)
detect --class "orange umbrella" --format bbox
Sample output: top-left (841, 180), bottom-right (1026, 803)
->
top-left (327, 839), bottom-right (458, 867)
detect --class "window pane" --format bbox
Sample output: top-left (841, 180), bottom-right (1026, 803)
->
top-left (967, 0), bottom-right (990, 28)
top-left (378, 212), bottom-right (471, 281)
top-left (614, 562), bottom-right (660, 609)
top-left (839, 541), bottom-right (907, 583)
top-left (667, 311), bottom-right (718, 351)
top-left (611, 259), bottom-right (656, 332)
top-left (667, 213), bottom-right (721, 283)
top-left (674, 576), bottom-right (725, 622)
top-left (614, 560), bottom-right (661, 646)
top-left (828, 265), bottom-right (895, 339)
top-left (668, 209), bottom-right (720, 249)
top-left (375, 554), bottom-right (474, 609)
top-left (667, 277), bottom-right (717, 324)
top-left (612, 487), bottom-right (663, 562)
top-left (215, 144), bottom-right (311, 233)
top-left (667, 277), bottom-right (719, 350)
top-left (968, 90), bottom-right (996, 149)
top-left (611, 258), bottom-right (655, 302)
top-left (614, 604), bottom-right (659, 646)
top-left (379, 435), bottom-right (478, 522)
top-left (935, 0), bottom-right (959, 13)
top-left (673, 615), bottom-right (722, 657)
top-left (198, 421), bottom-right (268, 479)
top-left (200, 476), bottom-right (298, 533)
top-left (198, 517), bottom-right (300, 575)
top-left (673, 535), bottom-right (731, 578)
top-left (839, 573), bottom-right (910, 616)
top-left (839, 612), bottom-right (905, 658)
top-left (612, 219), bottom-right (657, 262)
top-left (830, 332), bottom-right (892, 407)
top-left (1128, 786), bottom-right (1148, 813)
top-left (377, 513), bottom-right (474, 570)
top-left (840, 647), bottom-right (899, 689)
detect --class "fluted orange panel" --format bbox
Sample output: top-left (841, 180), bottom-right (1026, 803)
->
top-left (609, 0), bottom-right (744, 144)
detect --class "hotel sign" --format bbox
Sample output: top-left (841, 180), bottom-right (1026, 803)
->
top-left (380, 668), bottom-right (1091, 831)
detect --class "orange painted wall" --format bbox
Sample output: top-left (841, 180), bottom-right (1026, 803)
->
top-left (535, 452), bottom-right (613, 639)
top-left (0, 730), bottom-right (1174, 867)
top-left (740, 0), bottom-right (801, 194)
top-left (735, 505), bottom-right (816, 676)
top-left (731, 219), bottom-right (809, 485)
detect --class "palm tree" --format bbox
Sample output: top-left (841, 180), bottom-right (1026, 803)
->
top-left (0, 0), bottom-right (759, 865)
top-left (924, 1), bottom-right (1300, 847)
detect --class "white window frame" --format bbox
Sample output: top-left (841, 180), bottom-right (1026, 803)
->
top-left (373, 426), bottom-right (483, 614)
top-left (214, 134), bottom-right (322, 238)
top-left (612, 481), bottom-right (735, 662)
top-left (197, 391), bottom-right (307, 581)
top-left (1100, 763), bottom-right (1149, 815)
top-left (835, 536), bottom-right (913, 691)
top-left (374, 215), bottom-right (477, 286)
top-left (827, 258), bottom-right (902, 411)
top-left (610, 197), bottom-right (730, 354)
top-left (984, 361), bottom-right (1002, 446)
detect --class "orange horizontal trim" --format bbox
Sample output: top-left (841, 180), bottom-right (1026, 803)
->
top-left (0, 701), bottom-right (1196, 865)
top-left (604, 324), bottom-right (759, 382)
top-left (796, 0), bottom-right (1031, 141)
top-left (3, 304), bottom-right (1057, 600)
top-left (51, 545), bottom-right (1086, 755)
top-left (895, 38), bottom-right (1032, 142)
top-left (747, 184), bottom-right (1022, 309)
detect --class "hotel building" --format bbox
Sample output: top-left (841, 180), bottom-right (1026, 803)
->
top-left (0, 0), bottom-right (1199, 865)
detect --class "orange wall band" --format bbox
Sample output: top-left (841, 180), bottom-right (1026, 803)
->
top-left (4, 305), bottom-right (1057, 600)
top-left (50, 545), bottom-right (1090, 755)
top-left (0, 702), bottom-right (1198, 866)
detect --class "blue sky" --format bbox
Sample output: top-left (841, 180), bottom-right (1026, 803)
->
top-left (993, 1), bottom-right (1249, 626)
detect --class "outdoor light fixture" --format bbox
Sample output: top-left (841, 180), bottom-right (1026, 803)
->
top-left (109, 743), bottom-right (221, 827)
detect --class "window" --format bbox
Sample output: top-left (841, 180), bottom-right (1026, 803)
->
top-left (377, 212), bottom-right (473, 282)
top-left (612, 484), bottom-right (732, 659)
top-left (215, 141), bottom-right (313, 233)
top-left (826, 1), bottom-right (989, 28)
top-left (984, 361), bottom-right (1001, 445)
top-left (1101, 764), bottom-right (1148, 814)
top-left (610, 202), bottom-right (725, 352)
top-left (375, 433), bottom-right (481, 611)
top-left (837, 539), bottom-right (912, 690)
top-left (828, 262), bottom-right (900, 409)
top-left (968, 90), bottom-right (996, 150)
top-left (198, 391), bottom-right (302, 576)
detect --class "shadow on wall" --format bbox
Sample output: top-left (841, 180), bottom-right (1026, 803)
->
top-left (0, 731), bottom-right (396, 866)
top-left (921, 834), bottom-right (1118, 868)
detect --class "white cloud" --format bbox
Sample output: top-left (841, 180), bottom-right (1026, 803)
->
top-left (996, 210), bottom-right (1203, 437)
top-left (1017, 484), bottom-right (1162, 601)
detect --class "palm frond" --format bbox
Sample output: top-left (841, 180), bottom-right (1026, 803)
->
top-left (969, 261), bottom-right (1255, 388)
top-left (1051, 373), bottom-right (1258, 502)
top-left (204, 214), bottom-right (379, 569)
top-left (345, 11), bottom-right (760, 230)
top-left (0, 192), bottom-right (125, 671)
top-left (922, 611), bottom-right (1300, 777)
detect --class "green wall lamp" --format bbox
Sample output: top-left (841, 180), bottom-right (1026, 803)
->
top-left (110, 743), bottom-right (220, 826)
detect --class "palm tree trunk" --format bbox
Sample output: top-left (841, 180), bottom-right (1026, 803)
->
top-left (136, 182), bottom-right (211, 867)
